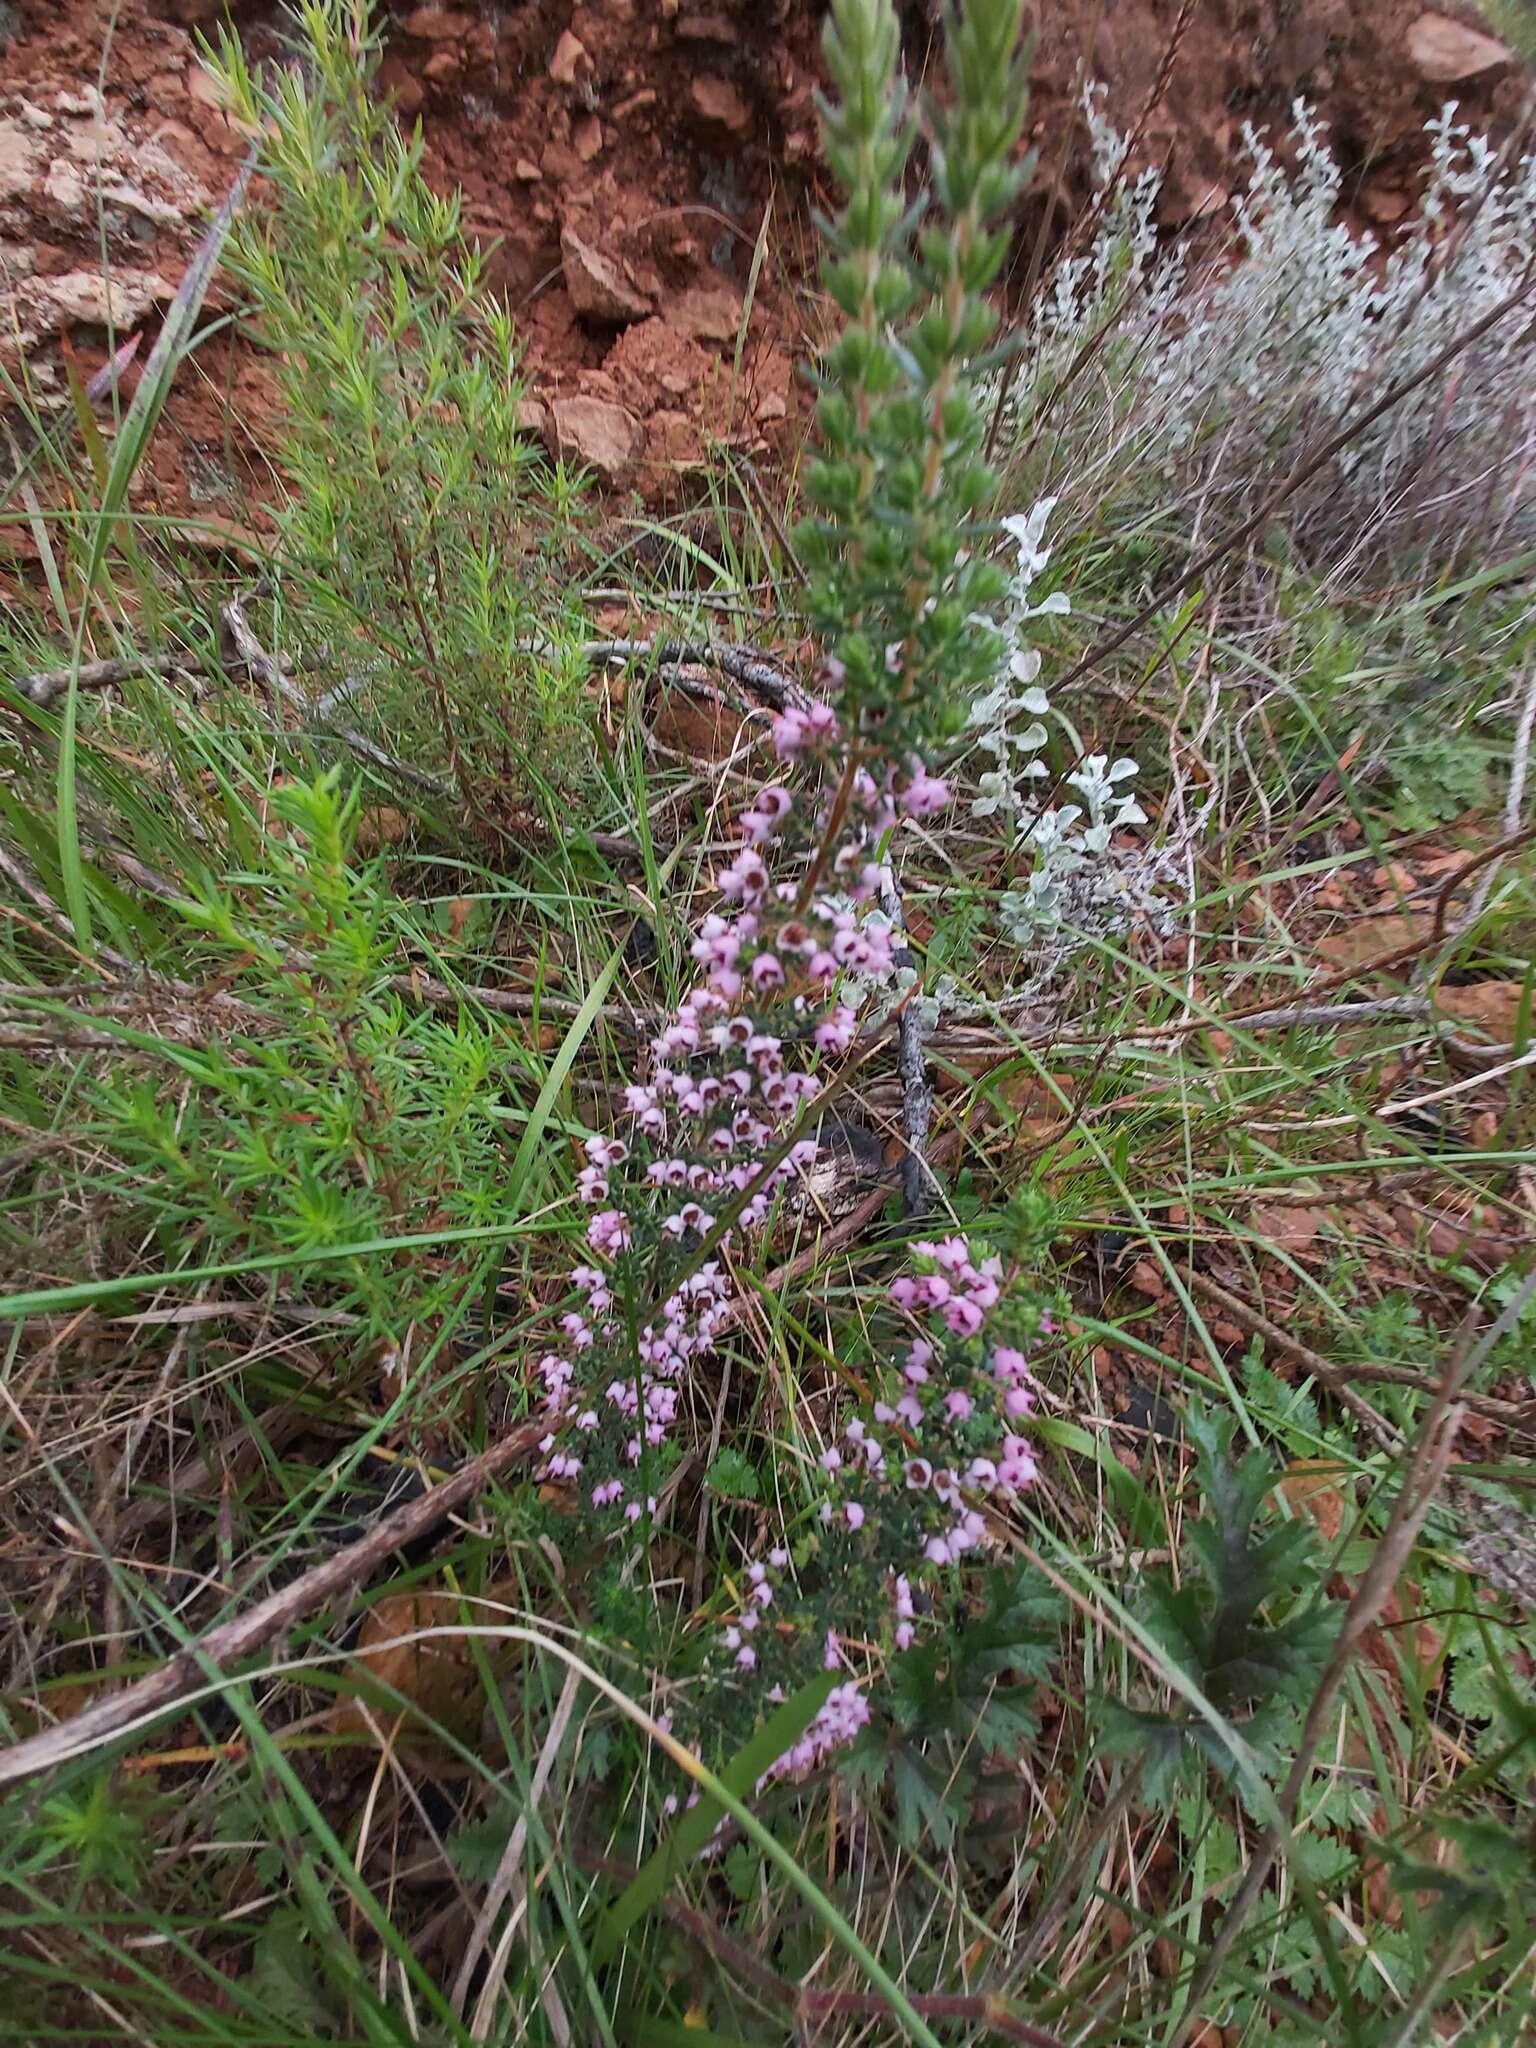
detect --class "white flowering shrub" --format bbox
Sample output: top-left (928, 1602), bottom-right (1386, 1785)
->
top-left (968, 500), bottom-right (1068, 823)
top-left (962, 503), bottom-right (1172, 969)
top-left (1003, 94), bottom-right (1536, 564)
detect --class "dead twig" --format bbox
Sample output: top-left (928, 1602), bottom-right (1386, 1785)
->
top-left (1186, 1270), bottom-right (1529, 1432)
top-left (386, 970), bottom-right (646, 1035)
top-left (879, 865), bottom-right (933, 1218)
top-left (1185, 1270), bottom-right (1401, 1452)
top-left (6, 651), bottom-right (202, 711)
top-left (1086, 823), bottom-right (1536, 1049)
top-left (1210, 995), bottom-right (1434, 1033)
top-left (0, 1414), bottom-right (550, 1791)
top-left (584, 637), bottom-right (806, 712)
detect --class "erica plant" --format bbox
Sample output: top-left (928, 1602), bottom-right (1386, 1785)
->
top-left (533, 0), bottom-right (1046, 1785)
top-left (797, 0), bottom-right (1032, 755)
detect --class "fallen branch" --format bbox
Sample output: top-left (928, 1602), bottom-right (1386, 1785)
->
top-left (584, 637), bottom-right (806, 712)
top-left (6, 650), bottom-right (202, 711)
top-left (0, 1414), bottom-right (549, 1791)
top-left (1068, 824), bottom-right (1536, 1048)
top-left (1211, 994), bottom-right (1433, 1033)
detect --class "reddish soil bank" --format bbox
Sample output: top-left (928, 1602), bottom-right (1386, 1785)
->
top-left (0, 0), bottom-right (1526, 516)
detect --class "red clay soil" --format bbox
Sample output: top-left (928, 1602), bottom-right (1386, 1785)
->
top-left (0, 0), bottom-right (1527, 521)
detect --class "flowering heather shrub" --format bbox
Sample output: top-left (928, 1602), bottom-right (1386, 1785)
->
top-left (1005, 95), bottom-right (1536, 563)
top-left (540, 706), bottom-right (1051, 1779)
top-left (527, 0), bottom-right (1056, 1783)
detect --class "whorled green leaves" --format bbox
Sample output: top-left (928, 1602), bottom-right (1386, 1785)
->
top-left (797, 0), bottom-right (1033, 763)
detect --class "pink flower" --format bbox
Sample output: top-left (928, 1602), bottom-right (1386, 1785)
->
top-left (584, 1135), bottom-right (629, 1168)
top-left (997, 1435), bottom-right (1038, 1492)
top-left (772, 707), bottom-right (810, 756)
top-left (944, 1389), bottom-right (974, 1422)
top-left (814, 1005), bottom-right (858, 1054)
top-left (900, 763), bottom-right (952, 818)
top-left (661, 1202), bottom-right (714, 1240)
top-left (942, 1297), bottom-right (985, 1337)
top-left (691, 915), bottom-right (740, 970)
top-left (904, 1457), bottom-right (933, 1490)
top-left (588, 1209), bottom-right (632, 1256)
top-left (739, 785), bottom-right (793, 843)
top-left (718, 850), bottom-right (770, 904)
top-left (845, 1501), bottom-right (865, 1531)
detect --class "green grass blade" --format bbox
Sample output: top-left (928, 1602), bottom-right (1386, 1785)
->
top-left (55, 154), bottom-right (254, 955)
top-left (595, 1669), bottom-right (839, 1960)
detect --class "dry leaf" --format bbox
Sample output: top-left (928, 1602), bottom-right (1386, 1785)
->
top-left (1278, 1459), bottom-right (1347, 1545)
top-left (649, 685), bottom-right (748, 761)
top-left (330, 1588), bottom-right (483, 1741)
top-left (1315, 911), bottom-right (1431, 975)
top-left (355, 805), bottom-right (411, 855)
top-left (1435, 980), bottom-right (1527, 1042)
top-left (1251, 1203), bottom-right (1321, 1255)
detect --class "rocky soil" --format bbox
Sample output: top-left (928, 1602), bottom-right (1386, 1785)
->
top-left (0, 0), bottom-right (1527, 517)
